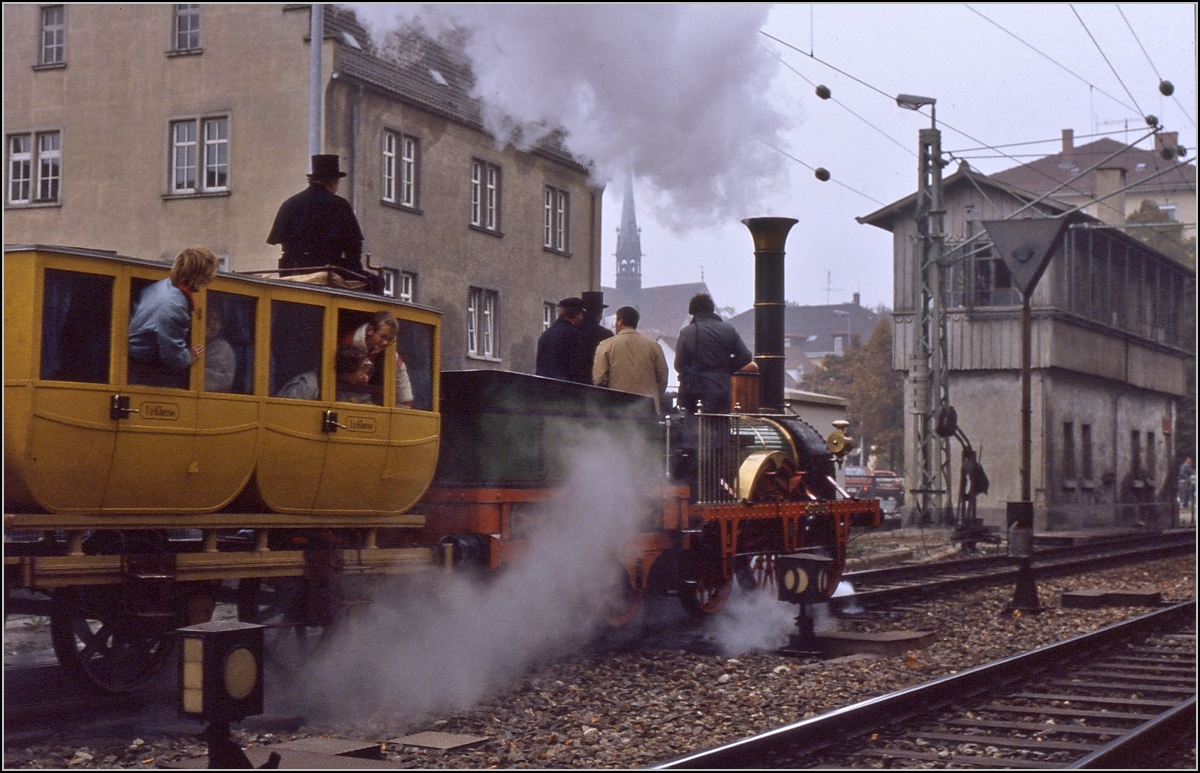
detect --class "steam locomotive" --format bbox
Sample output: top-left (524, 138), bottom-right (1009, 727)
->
top-left (4, 219), bottom-right (880, 694)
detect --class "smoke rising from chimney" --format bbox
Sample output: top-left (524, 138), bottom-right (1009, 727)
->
top-left (351, 4), bottom-right (791, 229)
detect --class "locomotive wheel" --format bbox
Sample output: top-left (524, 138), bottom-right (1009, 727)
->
top-left (236, 577), bottom-right (331, 672)
top-left (602, 564), bottom-right (645, 628)
top-left (50, 587), bottom-right (175, 694)
top-left (735, 554), bottom-right (779, 593)
top-left (677, 574), bottom-right (732, 617)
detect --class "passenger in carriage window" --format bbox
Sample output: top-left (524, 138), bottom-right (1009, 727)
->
top-left (276, 342), bottom-right (375, 403)
top-left (128, 247), bottom-right (218, 388)
top-left (342, 310), bottom-right (413, 408)
top-left (334, 343), bottom-right (377, 404)
top-left (203, 304), bottom-right (236, 392)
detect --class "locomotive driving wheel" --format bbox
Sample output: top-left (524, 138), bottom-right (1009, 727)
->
top-left (738, 451), bottom-right (803, 503)
top-left (50, 586), bottom-right (176, 694)
top-left (735, 553), bottom-right (779, 593)
top-left (601, 563), bottom-right (645, 628)
top-left (236, 577), bottom-right (332, 673)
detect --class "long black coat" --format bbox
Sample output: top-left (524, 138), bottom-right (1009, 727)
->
top-left (266, 183), bottom-right (365, 273)
top-left (536, 318), bottom-right (590, 383)
top-left (674, 313), bottom-right (753, 413)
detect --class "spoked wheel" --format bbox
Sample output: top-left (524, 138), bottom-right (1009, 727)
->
top-left (677, 574), bottom-right (733, 617)
top-left (236, 577), bottom-right (332, 672)
top-left (50, 587), bottom-right (176, 694)
top-left (735, 553), bottom-right (779, 594)
top-left (602, 564), bottom-right (645, 628)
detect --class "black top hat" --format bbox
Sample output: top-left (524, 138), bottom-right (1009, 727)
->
top-left (581, 291), bottom-right (608, 310)
top-left (308, 154), bottom-right (347, 180)
top-left (558, 297), bottom-right (585, 315)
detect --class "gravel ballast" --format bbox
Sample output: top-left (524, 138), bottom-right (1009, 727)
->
top-left (3, 541), bottom-right (1194, 769)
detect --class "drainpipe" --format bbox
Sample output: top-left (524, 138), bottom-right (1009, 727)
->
top-left (309, 5), bottom-right (324, 164)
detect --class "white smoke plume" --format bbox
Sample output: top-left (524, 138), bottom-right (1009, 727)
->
top-left (350, 3), bottom-right (791, 229)
top-left (281, 427), bottom-right (662, 724)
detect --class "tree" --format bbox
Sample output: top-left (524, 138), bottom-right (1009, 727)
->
top-left (801, 318), bottom-right (904, 470)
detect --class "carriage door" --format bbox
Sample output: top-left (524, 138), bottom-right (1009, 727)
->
top-left (257, 298), bottom-right (328, 512)
top-left (25, 263), bottom-right (118, 513)
top-left (103, 273), bottom-right (201, 513)
top-left (309, 307), bottom-right (402, 514)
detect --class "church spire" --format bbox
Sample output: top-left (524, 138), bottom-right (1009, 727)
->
top-left (614, 170), bottom-right (642, 302)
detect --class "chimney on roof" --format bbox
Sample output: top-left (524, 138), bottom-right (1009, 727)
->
top-left (1154, 131), bottom-right (1179, 152)
top-left (853, 292), bottom-right (860, 307)
top-left (1062, 129), bottom-right (1074, 154)
top-left (1094, 167), bottom-right (1127, 226)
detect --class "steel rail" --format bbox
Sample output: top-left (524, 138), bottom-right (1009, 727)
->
top-left (652, 600), bottom-right (1195, 769)
top-left (841, 531), bottom-right (1195, 607)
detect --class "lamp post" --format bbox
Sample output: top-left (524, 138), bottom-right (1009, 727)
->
top-left (897, 93), bottom-right (952, 527)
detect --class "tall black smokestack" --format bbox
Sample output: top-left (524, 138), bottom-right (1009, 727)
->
top-left (742, 217), bottom-right (798, 413)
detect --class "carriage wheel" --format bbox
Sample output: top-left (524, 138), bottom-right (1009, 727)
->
top-left (236, 577), bottom-right (331, 672)
top-left (602, 564), bottom-right (645, 628)
top-left (677, 574), bottom-right (732, 617)
top-left (50, 587), bottom-right (175, 694)
top-left (735, 553), bottom-right (779, 594)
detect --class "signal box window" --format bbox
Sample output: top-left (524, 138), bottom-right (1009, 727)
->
top-left (204, 291), bottom-right (255, 394)
top-left (40, 268), bottom-right (113, 384)
top-left (270, 301), bottom-right (324, 400)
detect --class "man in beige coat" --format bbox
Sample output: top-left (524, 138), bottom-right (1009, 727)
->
top-left (593, 306), bottom-right (669, 412)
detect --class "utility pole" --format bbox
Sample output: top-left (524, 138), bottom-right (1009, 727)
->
top-left (899, 94), bottom-right (952, 526)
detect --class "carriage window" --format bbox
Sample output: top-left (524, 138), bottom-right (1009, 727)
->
top-left (40, 269), bottom-right (113, 383)
top-left (398, 319), bottom-right (435, 411)
top-left (270, 300), bottom-right (323, 400)
top-left (204, 291), bottom-right (255, 394)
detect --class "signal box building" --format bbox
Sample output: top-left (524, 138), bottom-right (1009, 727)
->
top-left (3, 4), bottom-right (602, 372)
top-left (860, 162), bottom-right (1194, 531)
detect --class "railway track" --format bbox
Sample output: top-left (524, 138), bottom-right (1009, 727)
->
top-left (654, 599), bottom-right (1196, 769)
top-left (839, 530), bottom-right (1196, 608)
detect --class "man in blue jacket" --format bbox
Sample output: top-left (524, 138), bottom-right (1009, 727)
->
top-left (536, 297), bottom-right (589, 383)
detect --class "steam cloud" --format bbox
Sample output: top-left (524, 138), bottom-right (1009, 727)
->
top-left (285, 428), bottom-right (663, 723)
top-left (350, 3), bottom-right (791, 229)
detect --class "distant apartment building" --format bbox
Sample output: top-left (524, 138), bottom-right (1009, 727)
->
top-left (3, 4), bottom-right (603, 371)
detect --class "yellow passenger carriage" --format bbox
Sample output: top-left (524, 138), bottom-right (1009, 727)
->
top-left (4, 244), bottom-right (442, 692)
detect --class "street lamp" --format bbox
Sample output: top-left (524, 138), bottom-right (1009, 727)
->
top-left (896, 94), bottom-right (937, 125)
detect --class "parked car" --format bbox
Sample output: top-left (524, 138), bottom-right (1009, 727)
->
top-left (872, 469), bottom-right (906, 512)
top-left (843, 465), bottom-right (875, 498)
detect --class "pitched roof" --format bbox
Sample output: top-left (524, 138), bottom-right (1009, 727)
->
top-left (990, 135), bottom-right (1196, 201)
top-left (601, 281), bottom-right (712, 341)
top-left (326, 6), bottom-right (585, 171)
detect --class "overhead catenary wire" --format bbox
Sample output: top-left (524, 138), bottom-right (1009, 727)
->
top-left (1116, 4), bottom-right (1196, 128)
top-left (964, 4), bottom-right (1137, 115)
top-left (1070, 4), bottom-right (1145, 119)
top-left (758, 140), bottom-right (885, 206)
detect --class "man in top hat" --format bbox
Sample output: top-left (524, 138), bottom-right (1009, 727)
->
top-left (536, 297), bottom-right (590, 383)
top-left (267, 154), bottom-right (371, 287)
top-left (579, 290), bottom-right (614, 372)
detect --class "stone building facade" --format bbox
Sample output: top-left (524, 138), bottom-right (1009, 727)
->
top-left (860, 163), bottom-right (1194, 531)
top-left (3, 4), bottom-right (602, 372)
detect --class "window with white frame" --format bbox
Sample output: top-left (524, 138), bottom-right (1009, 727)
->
top-left (543, 302), bottom-right (556, 331)
top-left (399, 271), bottom-right (416, 303)
top-left (40, 6), bottom-right (65, 65)
top-left (382, 130), bottom-right (418, 207)
top-left (544, 185), bottom-right (569, 252)
top-left (170, 116), bottom-right (228, 193)
top-left (7, 130), bottom-right (61, 205)
top-left (173, 4), bottom-right (200, 51)
top-left (467, 287), bottom-right (499, 359)
top-left (470, 159), bottom-right (500, 232)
